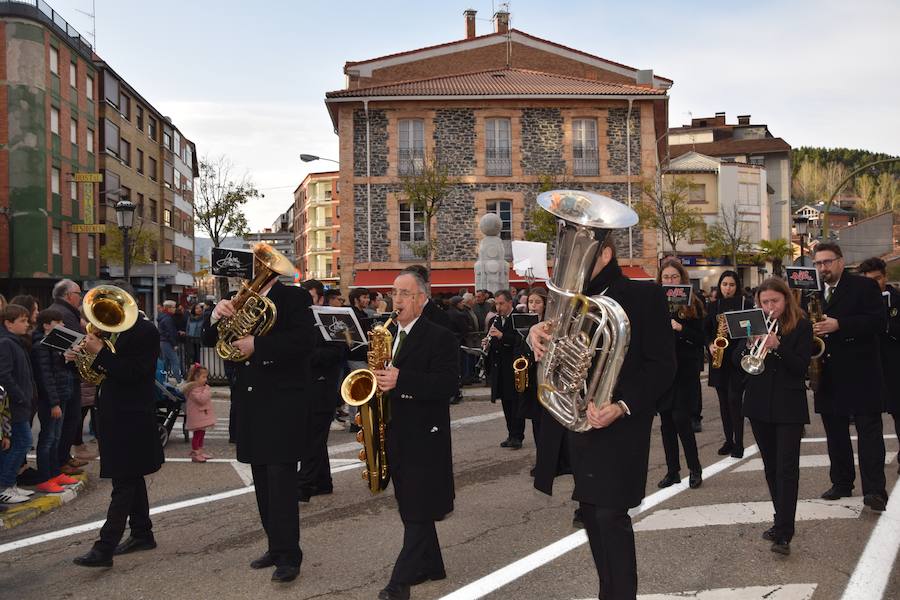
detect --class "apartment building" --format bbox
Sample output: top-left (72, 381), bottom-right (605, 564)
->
top-left (293, 171), bottom-right (339, 286)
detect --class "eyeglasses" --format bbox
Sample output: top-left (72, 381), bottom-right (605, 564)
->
top-left (68, 290), bottom-right (82, 296)
top-left (812, 258), bottom-right (838, 268)
top-left (389, 290), bottom-right (420, 299)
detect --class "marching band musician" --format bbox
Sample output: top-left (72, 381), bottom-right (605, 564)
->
top-left (733, 278), bottom-right (812, 555)
top-left (811, 243), bottom-right (888, 512)
top-left (530, 234), bottom-right (676, 600)
top-left (373, 271), bottom-right (458, 600)
top-left (656, 258), bottom-right (705, 490)
top-left (858, 257), bottom-right (900, 474)
top-left (486, 290), bottom-right (526, 449)
top-left (703, 270), bottom-right (751, 458)
top-left (516, 288), bottom-right (548, 472)
top-left (203, 275), bottom-right (315, 583)
top-left (73, 281), bottom-right (164, 568)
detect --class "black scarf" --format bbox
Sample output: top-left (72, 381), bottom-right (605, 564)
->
top-left (585, 258), bottom-right (623, 296)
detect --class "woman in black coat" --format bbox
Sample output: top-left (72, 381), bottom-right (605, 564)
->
top-left (656, 258), bottom-right (705, 489)
top-left (704, 270), bottom-right (752, 458)
top-left (733, 277), bottom-right (812, 556)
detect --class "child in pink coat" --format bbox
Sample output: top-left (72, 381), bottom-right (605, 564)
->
top-left (182, 364), bottom-right (215, 463)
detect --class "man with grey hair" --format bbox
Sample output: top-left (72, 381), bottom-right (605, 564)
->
top-left (157, 300), bottom-right (182, 382)
top-left (50, 279), bottom-right (86, 474)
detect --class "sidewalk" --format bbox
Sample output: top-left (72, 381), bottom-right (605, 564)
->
top-left (0, 472), bottom-right (90, 530)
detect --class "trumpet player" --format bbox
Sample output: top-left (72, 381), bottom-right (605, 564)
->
top-left (374, 272), bottom-right (458, 600)
top-left (530, 234), bottom-right (676, 600)
top-left (486, 290), bottom-right (526, 449)
top-left (811, 243), bottom-right (888, 512)
top-left (733, 278), bottom-right (812, 555)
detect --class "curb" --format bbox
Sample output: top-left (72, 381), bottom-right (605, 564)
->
top-left (0, 473), bottom-right (89, 530)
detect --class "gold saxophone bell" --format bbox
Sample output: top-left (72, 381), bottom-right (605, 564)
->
top-left (513, 356), bottom-right (529, 393)
top-left (76, 285), bottom-right (139, 384)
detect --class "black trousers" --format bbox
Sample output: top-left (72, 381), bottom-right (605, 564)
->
top-left (95, 476), bottom-right (152, 555)
top-left (251, 463), bottom-right (301, 567)
top-left (691, 375), bottom-right (703, 423)
top-left (500, 391), bottom-right (525, 442)
top-left (714, 374), bottom-right (745, 449)
top-left (57, 382), bottom-right (82, 465)
top-left (580, 503), bottom-right (637, 600)
top-left (750, 420), bottom-right (803, 541)
top-left (389, 518), bottom-right (446, 586)
top-left (820, 413), bottom-right (887, 497)
top-left (659, 407), bottom-right (701, 475)
top-left (298, 410), bottom-right (334, 492)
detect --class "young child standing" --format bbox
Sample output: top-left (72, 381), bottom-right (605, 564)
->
top-left (183, 364), bottom-right (215, 463)
top-left (0, 305), bottom-right (36, 503)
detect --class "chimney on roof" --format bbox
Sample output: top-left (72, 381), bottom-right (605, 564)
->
top-left (714, 112), bottom-right (726, 125)
top-left (737, 114), bottom-right (751, 125)
top-left (494, 10), bottom-right (509, 34)
top-left (636, 69), bottom-right (654, 88)
top-left (464, 9), bottom-right (477, 39)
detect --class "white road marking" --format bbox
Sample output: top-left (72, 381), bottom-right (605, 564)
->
top-left (438, 446), bottom-right (760, 600)
top-left (840, 477), bottom-right (900, 600)
top-left (633, 497), bottom-right (864, 532)
top-left (734, 452), bottom-right (898, 472)
top-left (231, 462), bottom-right (253, 486)
top-left (802, 434), bottom-right (898, 443)
top-left (580, 582), bottom-right (818, 600)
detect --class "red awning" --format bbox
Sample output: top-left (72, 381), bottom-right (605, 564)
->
top-left (350, 266), bottom-right (653, 291)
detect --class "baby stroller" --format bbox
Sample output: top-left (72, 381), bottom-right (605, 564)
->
top-left (155, 359), bottom-right (187, 447)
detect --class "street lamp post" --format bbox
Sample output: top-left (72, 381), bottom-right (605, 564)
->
top-left (299, 154), bottom-right (339, 165)
top-left (793, 215), bottom-right (809, 266)
top-left (115, 199), bottom-right (136, 279)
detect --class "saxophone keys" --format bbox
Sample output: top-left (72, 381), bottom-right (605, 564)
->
top-left (356, 430), bottom-right (364, 444)
top-left (362, 470), bottom-right (370, 482)
top-left (358, 448), bottom-right (367, 462)
top-left (354, 413), bottom-right (362, 427)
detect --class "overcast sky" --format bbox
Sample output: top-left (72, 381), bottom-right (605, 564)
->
top-left (48, 0), bottom-right (899, 231)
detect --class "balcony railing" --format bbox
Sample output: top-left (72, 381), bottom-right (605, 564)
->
top-left (486, 148), bottom-right (512, 176)
top-left (2, 1), bottom-right (94, 59)
top-left (573, 148), bottom-right (599, 176)
top-left (399, 148), bottom-right (425, 176)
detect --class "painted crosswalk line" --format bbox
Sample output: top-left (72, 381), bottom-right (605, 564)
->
top-left (734, 452), bottom-right (898, 472)
top-left (840, 477), bottom-right (900, 600)
top-left (633, 497), bottom-right (864, 532)
top-left (573, 582), bottom-right (819, 600)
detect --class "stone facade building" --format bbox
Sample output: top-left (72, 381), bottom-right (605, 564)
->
top-left (324, 11), bottom-right (672, 292)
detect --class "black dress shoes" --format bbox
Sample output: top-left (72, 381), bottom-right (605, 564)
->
top-left (572, 508), bottom-right (584, 529)
top-left (761, 526), bottom-right (777, 541)
top-left (298, 485), bottom-right (334, 503)
top-left (73, 548), bottom-right (113, 568)
top-left (113, 535), bottom-right (157, 556)
top-left (272, 565), bottom-right (300, 583)
top-left (770, 539), bottom-right (791, 555)
top-left (250, 551), bottom-right (277, 569)
top-left (500, 438), bottom-right (523, 449)
top-left (730, 447), bottom-right (744, 459)
top-left (410, 569), bottom-right (447, 585)
top-left (378, 582), bottom-right (411, 600)
top-left (657, 472), bottom-right (680, 488)
top-left (717, 443), bottom-right (734, 456)
top-left (689, 471), bottom-right (703, 489)
top-left (820, 485), bottom-right (853, 501)
top-left (863, 493), bottom-right (887, 512)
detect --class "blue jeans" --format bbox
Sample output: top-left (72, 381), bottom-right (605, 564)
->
top-left (37, 406), bottom-right (65, 481)
top-left (161, 342), bottom-right (182, 382)
top-left (0, 421), bottom-right (33, 488)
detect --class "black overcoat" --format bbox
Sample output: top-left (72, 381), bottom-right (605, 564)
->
top-left (385, 317), bottom-right (458, 521)
top-left (91, 317), bottom-right (164, 479)
top-left (813, 273), bottom-right (887, 416)
top-left (735, 318), bottom-right (812, 425)
top-left (485, 313), bottom-right (521, 405)
top-left (658, 303), bottom-right (705, 413)
top-left (421, 299), bottom-right (452, 330)
top-left (703, 296), bottom-right (750, 389)
top-left (202, 282), bottom-right (315, 465)
top-left (879, 285), bottom-right (900, 415)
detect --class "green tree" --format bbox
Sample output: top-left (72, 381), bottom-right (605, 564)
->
top-left (758, 238), bottom-right (793, 278)
top-left (525, 172), bottom-right (567, 244)
top-left (399, 153), bottom-right (455, 274)
top-left (100, 223), bottom-right (158, 268)
top-left (634, 175), bottom-right (703, 256)
top-left (703, 204), bottom-right (756, 269)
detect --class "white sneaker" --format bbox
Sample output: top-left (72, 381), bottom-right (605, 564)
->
top-left (0, 487), bottom-right (30, 504)
top-left (12, 485), bottom-right (35, 497)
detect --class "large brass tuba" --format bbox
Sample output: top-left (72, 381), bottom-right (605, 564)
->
top-left (76, 285), bottom-right (139, 384)
top-left (215, 242), bottom-right (296, 362)
top-left (340, 312), bottom-right (397, 494)
top-left (535, 190), bottom-right (636, 432)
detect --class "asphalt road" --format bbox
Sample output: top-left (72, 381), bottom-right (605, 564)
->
top-left (1, 384), bottom-right (898, 600)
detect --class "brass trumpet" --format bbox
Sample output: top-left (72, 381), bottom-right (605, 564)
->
top-left (513, 356), bottom-right (529, 393)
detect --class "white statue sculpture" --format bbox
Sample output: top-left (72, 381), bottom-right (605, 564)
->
top-left (474, 213), bottom-right (509, 294)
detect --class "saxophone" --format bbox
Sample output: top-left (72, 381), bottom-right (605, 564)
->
top-left (513, 356), bottom-right (529, 393)
top-left (340, 312), bottom-right (397, 494)
top-left (711, 313), bottom-right (729, 369)
top-left (807, 292), bottom-right (826, 391)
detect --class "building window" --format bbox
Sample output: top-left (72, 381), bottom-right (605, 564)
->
top-left (485, 118), bottom-right (512, 176)
top-left (51, 167), bottom-right (60, 195)
top-left (49, 46), bottom-right (58, 74)
top-left (119, 186), bottom-right (130, 201)
top-left (71, 235), bottom-right (78, 257)
top-left (104, 119), bottom-right (119, 156)
top-left (486, 200), bottom-right (513, 260)
top-left (136, 149), bottom-right (144, 174)
top-left (51, 107), bottom-right (60, 135)
top-left (86, 74), bottom-right (94, 100)
top-left (148, 156), bottom-right (158, 181)
top-left (136, 106), bottom-right (144, 131)
top-left (136, 193), bottom-right (144, 218)
top-left (148, 117), bottom-right (157, 141)
top-left (103, 71), bottom-right (119, 108)
top-left (688, 183), bottom-right (706, 204)
top-left (119, 92), bottom-right (130, 119)
top-left (86, 128), bottom-right (94, 153)
top-left (70, 118), bottom-right (77, 144)
top-left (69, 62), bottom-right (77, 89)
top-left (70, 180), bottom-right (77, 201)
top-left (749, 155), bottom-right (765, 166)
top-left (149, 198), bottom-right (158, 222)
top-left (164, 162), bottom-right (173, 187)
top-left (119, 138), bottom-right (130, 166)
top-left (738, 182), bottom-right (760, 207)
top-left (87, 235), bottom-right (94, 259)
top-left (163, 208), bottom-right (172, 227)
top-left (163, 129), bottom-right (172, 151)
top-left (398, 202), bottom-right (425, 260)
top-left (398, 119), bottom-right (424, 175)
top-left (52, 228), bottom-right (61, 254)
top-left (573, 119), bottom-right (598, 175)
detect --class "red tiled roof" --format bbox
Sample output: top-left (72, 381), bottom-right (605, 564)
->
top-left (344, 29), bottom-right (673, 84)
top-left (326, 68), bottom-right (667, 99)
top-left (669, 137), bottom-right (791, 158)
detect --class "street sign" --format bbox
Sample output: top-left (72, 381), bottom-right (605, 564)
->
top-left (70, 224), bottom-right (108, 234)
top-left (73, 172), bottom-right (103, 183)
top-left (83, 183), bottom-right (94, 223)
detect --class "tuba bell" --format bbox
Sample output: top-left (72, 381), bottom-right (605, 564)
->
top-left (76, 285), bottom-right (139, 384)
top-left (215, 242), bottom-right (297, 362)
top-left (535, 190), bottom-right (637, 432)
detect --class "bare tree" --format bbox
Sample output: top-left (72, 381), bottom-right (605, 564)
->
top-left (399, 153), bottom-right (455, 274)
top-left (634, 173), bottom-right (704, 256)
top-left (703, 203), bottom-right (756, 270)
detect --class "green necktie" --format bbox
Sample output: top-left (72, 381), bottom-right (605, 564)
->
top-left (393, 330), bottom-right (407, 365)
top-left (825, 286), bottom-right (833, 303)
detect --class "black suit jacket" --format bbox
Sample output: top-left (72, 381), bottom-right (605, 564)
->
top-left (564, 262), bottom-right (677, 508)
top-left (91, 318), bottom-right (164, 479)
top-left (386, 317), bottom-right (458, 521)
top-left (879, 285), bottom-right (900, 415)
top-left (659, 303), bottom-right (705, 413)
top-left (735, 318), bottom-right (812, 425)
top-left (703, 296), bottom-right (751, 389)
top-left (202, 282), bottom-right (315, 464)
top-left (813, 272), bottom-right (886, 416)
top-left (421, 299), bottom-right (452, 330)
top-left (486, 312), bottom-right (520, 404)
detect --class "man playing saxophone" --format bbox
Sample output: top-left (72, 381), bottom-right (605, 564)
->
top-left (530, 233), bottom-right (676, 600)
top-left (372, 271), bottom-right (458, 600)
